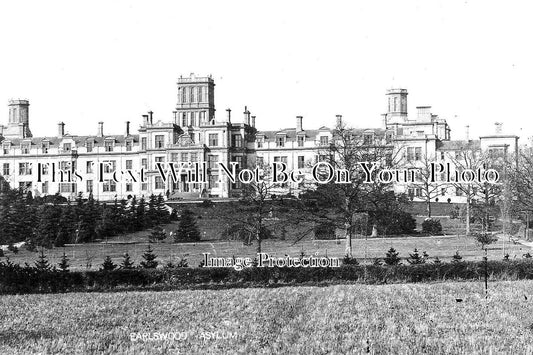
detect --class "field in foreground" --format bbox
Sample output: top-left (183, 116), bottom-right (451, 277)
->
top-left (2, 281), bottom-right (533, 354)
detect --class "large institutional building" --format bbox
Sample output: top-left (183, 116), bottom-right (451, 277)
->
top-left (0, 74), bottom-right (520, 203)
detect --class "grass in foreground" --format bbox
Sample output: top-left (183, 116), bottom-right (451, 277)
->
top-left (2, 281), bottom-right (533, 354)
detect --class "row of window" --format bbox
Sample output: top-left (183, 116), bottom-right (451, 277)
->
top-left (2, 140), bottom-right (133, 155)
top-left (179, 86), bottom-right (205, 104)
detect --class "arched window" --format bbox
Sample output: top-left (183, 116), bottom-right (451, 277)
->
top-left (181, 88), bottom-right (186, 103)
top-left (393, 97), bottom-right (397, 112)
top-left (198, 87), bottom-right (203, 103)
top-left (190, 87), bottom-right (195, 102)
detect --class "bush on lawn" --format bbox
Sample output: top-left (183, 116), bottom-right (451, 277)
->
top-left (422, 218), bottom-right (443, 235)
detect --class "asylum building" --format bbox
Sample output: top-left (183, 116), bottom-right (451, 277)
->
top-left (0, 75), bottom-right (520, 203)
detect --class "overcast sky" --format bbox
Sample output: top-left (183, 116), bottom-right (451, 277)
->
top-left (0, 1), bottom-right (531, 140)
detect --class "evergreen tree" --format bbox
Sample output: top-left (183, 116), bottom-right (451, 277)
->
top-left (407, 248), bottom-right (425, 264)
top-left (120, 253), bottom-right (135, 269)
top-left (149, 225), bottom-right (167, 243)
top-left (140, 244), bottom-right (158, 268)
top-left (135, 197), bottom-right (147, 231)
top-left (433, 257), bottom-right (442, 264)
top-left (34, 248), bottom-right (51, 271)
top-left (58, 252), bottom-right (70, 272)
top-left (101, 256), bottom-right (117, 271)
top-left (147, 194), bottom-right (159, 227)
top-left (174, 209), bottom-right (201, 242)
top-left (156, 194), bottom-right (170, 224)
top-left (384, 247), bottom-right (401, 266)
top-left (36, 204), bottom-right (62, 248)
top-left (56, 202), bottom-right (77, 246)
top-left (452, 250), bottom-right (463, 263)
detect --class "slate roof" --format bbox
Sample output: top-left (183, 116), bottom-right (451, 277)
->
top-left (0, 134), bottom-right (140, 146)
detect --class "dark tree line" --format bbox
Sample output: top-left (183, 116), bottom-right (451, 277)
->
top-left (0, 185), bottom-right (174, 248)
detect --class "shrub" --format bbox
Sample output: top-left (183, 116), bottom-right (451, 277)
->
top-left (452, 250), bottom-right (463, 263)
top-left (314, 221), bottom-right (336, 240)
top-left (473, 232), bottom-right (498, 248)
top-left (120, 253), bottom-right (135, 269)
top-left (422, 218), bottom-right (442, 235)
top-left (34, 249), bottom-right (51, 271)
top-left (140, 245), bottom-right (158, 269)
top-left (342, 255), bottom-right (359, 265)
top-left (7, 244), bottom-right (18, 254)
top-left (149, 226), bottom-right (167, 243)
top-left (407, 248), bottom-right (425, 264)
top-left (174, 209), bottom-right (201, 242)
top-left (384, 247), bottom-right (401, 266)
top-left (58, 252), bottom-right (70, 272)
top-left (101, 256), bottom-right (117, 271)
top-left (201, 199), bottom-right (215, 208)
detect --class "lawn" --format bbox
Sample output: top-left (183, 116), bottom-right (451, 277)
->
top-left (2, 233), bottom-right (528, 271)
top-left (2, 281), bottom-right (533, 354)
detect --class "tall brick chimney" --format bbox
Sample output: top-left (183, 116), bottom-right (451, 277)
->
top-left (125, 121), bottom-right (130, 136)
top-left (296, 116), bottom-right (303, 131)
top-left (226, 108), bottom-right (231, 123)
top-left (97, 122), bottom-right (104, 137)
top-left (251, 116), bottom-right (256, 128)
top-left (58, 122), bottom-right (65, 137)
top-left (336, 115), bottom-right (343, 127)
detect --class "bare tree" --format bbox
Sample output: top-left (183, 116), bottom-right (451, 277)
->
top-left (301, 120), bottom-right (403, 257)
top-left (404, 145), bottom-right (446, 218)
top-left (445, 144), bottom-right (503, 234)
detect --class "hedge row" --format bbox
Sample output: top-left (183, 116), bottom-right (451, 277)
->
top-left (2, 260), bottom-right (533, 294)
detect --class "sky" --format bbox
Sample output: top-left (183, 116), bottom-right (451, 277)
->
top-left (0, 1), bottom-right (531, 140)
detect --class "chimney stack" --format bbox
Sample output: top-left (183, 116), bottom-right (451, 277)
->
top-left (243, 106), bottom-right (250, 125)
top-left (495, 122), bottom-right (502, 134)
top-left (125, 121), bottom-right (130, 136)
top-left (296, 116), bottom-right (303, 131)
top-left (336, 115), bottom-right (343, 127)
top-left (97, 121), bottom-right (104, 137)
top-left (251, 116), bottom-right (256, 128)
top-left (142, 114), bottom-right (149, 126)
top-left (58, 122), bottom-right (65, 137)
top-left (148, 111), bottom-right (153, 125)
top-left (226, 108), bottom-right (231, 123)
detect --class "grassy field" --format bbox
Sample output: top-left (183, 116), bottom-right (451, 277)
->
top-left (2, 232), bottom-right (529, 271)
top-left (2, 281), bottom-right (533, 354)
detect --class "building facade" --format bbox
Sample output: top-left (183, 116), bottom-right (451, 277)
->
top-left (0, 75), bottom-right (520, 203)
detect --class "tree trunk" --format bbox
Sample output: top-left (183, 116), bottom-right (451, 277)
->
top-left (256, 225), bottom-right (262, 254)
top-left (345, 222), bottom-right (352, 257)
top-left (426, 197), bottom-right (432, 218)
top-left (466, 196), bottom-right (471, 236)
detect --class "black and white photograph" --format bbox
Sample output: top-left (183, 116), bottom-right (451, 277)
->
top-left (1, 1), bottom-right (533, 353)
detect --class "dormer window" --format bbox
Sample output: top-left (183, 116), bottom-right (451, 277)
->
top-left (104, 140), bottom-right (114, 152)
top-left (319, 136), bottom-right (329, 146)
top-left (257, 137), bottom-right (264, 148)
top-left (276, 136), bottom-right (285, 147)
top-left (63, 143), bottom-right (71, 152)
top-left (385, 133), bottom-right (393, 144)
top-left (125, 140), bottom-right (133, 151)
top-left (21, 143), bottom-right (30, 154)
top-left (363, 133), bottom-right (373, 145)
top-left (2, 143), bottom-right (10, 155)
top-left (297, 135), bottom-right (305, 147)
top-left (41, 142), bottom-right (49, 154)
top-left (86, 140), bottom-right (93, 153)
